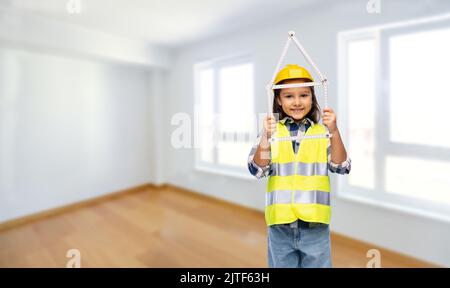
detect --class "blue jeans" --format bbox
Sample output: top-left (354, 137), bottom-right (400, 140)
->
top-left (268, 219), bottom-right (332, 268)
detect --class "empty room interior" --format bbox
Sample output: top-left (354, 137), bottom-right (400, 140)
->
top-left (1, 0), bottom-right (450, 268)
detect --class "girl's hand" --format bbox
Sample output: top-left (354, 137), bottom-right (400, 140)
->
top-left (322, 107), bottom-right (338, 134)
top-left (263, 114), bottom-right (277, 139)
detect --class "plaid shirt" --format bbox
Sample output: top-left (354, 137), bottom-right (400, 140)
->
top-left (248, 117), bottom-right (351, 178)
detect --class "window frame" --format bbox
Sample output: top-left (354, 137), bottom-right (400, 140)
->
top-left (193, 54), bottom-right (256, 179)
top-left (337, 16), bottom-right (450, 222)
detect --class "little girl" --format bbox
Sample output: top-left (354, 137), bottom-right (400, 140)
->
top-left (248, 64), bottom-right (351, 268)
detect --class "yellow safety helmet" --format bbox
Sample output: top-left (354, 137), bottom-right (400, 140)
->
top-left (274, 64), bottom-right (314, 84)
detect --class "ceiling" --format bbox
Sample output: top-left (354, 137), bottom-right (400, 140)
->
top-left (0, 0), bottom-right (325, 47)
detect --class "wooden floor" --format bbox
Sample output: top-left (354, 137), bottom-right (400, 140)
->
top-left (0, 185), bottom-right (437, 268)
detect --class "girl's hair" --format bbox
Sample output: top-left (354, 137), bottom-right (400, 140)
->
top-left (273, 78), bottom-right (321, 123)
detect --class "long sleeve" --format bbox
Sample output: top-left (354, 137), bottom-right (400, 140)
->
top-left (248, 131), bottom-right (272, 179)
top-left (327, 145), bottom-right (351, 174)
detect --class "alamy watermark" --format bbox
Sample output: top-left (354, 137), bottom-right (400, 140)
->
top-left (66, 0), bottom-right (82, 14)
top-left (66, 248), bottom-right (81, 268)
top-left (366, 0), bottom-right (381, 14)
top-left (366, 248), bottom-right (381, 268)
top-left (170, 106), bottom-right (276, 150)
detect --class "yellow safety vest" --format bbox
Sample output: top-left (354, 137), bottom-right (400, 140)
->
top-left (266, 122), bottom-right (331, 226)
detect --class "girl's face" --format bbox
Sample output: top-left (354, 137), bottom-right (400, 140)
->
top-left (276, 79), bottom-right (313, 121)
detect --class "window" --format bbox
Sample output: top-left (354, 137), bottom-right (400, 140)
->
top-left (338, 15), bottom-right (450, 220)
top-left (194, 56), bottom-right (255, 177)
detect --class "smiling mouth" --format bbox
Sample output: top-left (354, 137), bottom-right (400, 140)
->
top-left (291, 109), bottom-right (304, 112)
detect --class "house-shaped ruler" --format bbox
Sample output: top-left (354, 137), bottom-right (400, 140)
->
top-left (267, 31), bottom-right (332, 143)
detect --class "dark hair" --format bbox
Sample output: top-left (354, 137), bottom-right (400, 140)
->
top-left (273, 78), bottom-right (321, 123)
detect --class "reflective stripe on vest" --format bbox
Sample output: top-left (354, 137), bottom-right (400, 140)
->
top-left (266, 190), bottom-right (330, 206)
top-left (271, 162), bottom-right (328, 176)
top-left (265, 122), bottom-right (331, 226)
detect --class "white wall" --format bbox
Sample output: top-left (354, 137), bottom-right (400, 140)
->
top-left (0, 47), bottom-right (156, 222)
top-left (166, 0), bottom-right (450, 266)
